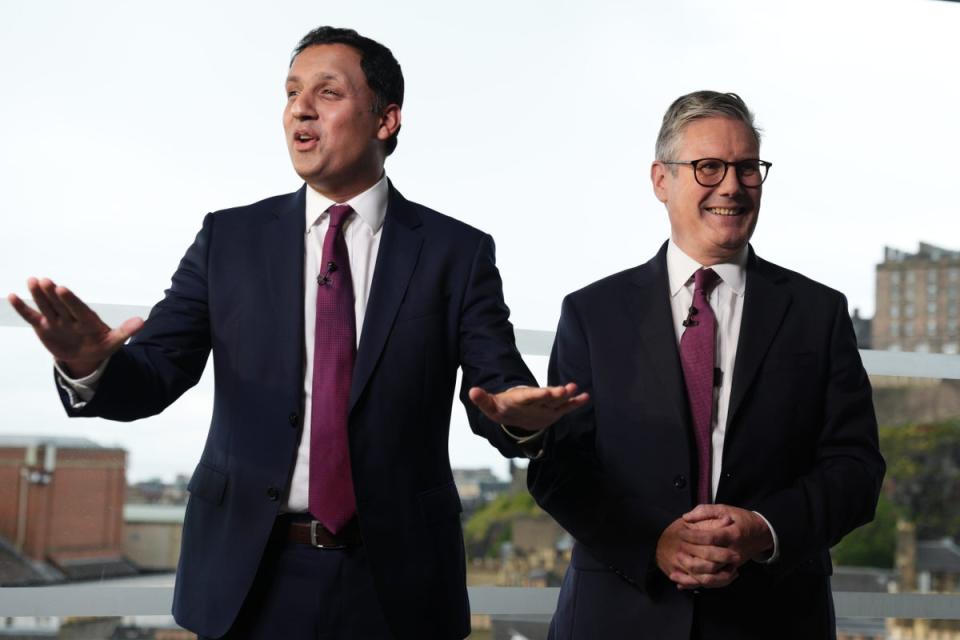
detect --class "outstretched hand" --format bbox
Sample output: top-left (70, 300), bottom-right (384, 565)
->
top-left (8, 277), bottom-right (144, 378)
top-left (468, 383), bottom-right (589, 432)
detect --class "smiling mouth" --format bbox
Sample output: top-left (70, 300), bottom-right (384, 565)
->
top-left (295, 133), bottom-right (316, 142)
top-left (705, 206), bottom-right (744, 216)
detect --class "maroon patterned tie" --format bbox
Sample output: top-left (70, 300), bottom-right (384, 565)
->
top-left (308, 204), bottom-right (357, 533)
top-left (679, 268), bottom-right (721, 505)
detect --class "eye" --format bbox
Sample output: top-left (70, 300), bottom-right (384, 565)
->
top-left (697, 159), bottom-right (724, 176)
top-left (737, 160), bottom-right (760, 176)
top-left (286, 90), bottom-right (300, 100)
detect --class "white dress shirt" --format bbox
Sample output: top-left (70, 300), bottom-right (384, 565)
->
top-left (286, 175), bottom-right (388, 511)
top-left (665, 240), bottom-right (779, 560)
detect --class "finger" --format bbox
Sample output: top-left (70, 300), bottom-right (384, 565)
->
top-left (686, 515), bottom-right (734, 531)
top-left (683, 504), bottom-right (727, 523)
top-left (557, 393), bottom-right (590, 415)
top-left (28, 278), bottom-right (61, 321)
top-left (107, 317), bottom-right (145, 347)
top-left (468, 387), bottom-right (504, 419)
top-left (679, 525), bottom-right (734, 547)
top-left (686, 543), bottom-right (741, 567)
top-left (57, 286), bottom-right (103, 326)
top-left (694, 567), bottom-right (739, 589)
top-left (7, 294), bottom-right (44, 328)
top-left (669, 570), bottom-right (702, 589)
top-left (38, 278), bottom-right (74, 320)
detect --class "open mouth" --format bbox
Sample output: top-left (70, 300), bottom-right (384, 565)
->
top-left (705, 207), bottom-right (744, 216)
top-left (292, 131), bottom-right (318, 150)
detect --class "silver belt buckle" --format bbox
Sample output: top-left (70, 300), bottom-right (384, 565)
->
top-left (309, 520), bottom-right (345, 549)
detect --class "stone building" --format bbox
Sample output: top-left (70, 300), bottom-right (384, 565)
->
top-left (872, 243), bottom-right (960, 354)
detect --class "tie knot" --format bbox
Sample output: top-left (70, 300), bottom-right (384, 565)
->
top-left (327, 204), bottom-right (353, 229)
top-left (694, 268), bottom-right (720, 296)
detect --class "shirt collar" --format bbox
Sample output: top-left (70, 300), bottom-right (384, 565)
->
top-left (305, 173), bottom-right (389, 233)
top-left (666, 239), bottom-right (748, 297)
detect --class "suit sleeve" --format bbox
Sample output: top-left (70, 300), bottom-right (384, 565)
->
top-left (57, 213), bottom-right (214, 421)
top-left (528, 294), bottom-right (675, 592)
top-left (458, 233), bottom-right (538, 457)
top-left (752, 292), bottom-right (885, 573)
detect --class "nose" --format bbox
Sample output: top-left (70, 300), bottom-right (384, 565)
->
top-left (289, 92), bottom-right (317, 121)
top-left (716, 162), bottom-right (746, 196)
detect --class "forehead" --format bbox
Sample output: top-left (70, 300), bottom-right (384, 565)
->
top-left (287, 43), bottom-right (366, 87)
top-left (677, 117), bottom-right (759, 159)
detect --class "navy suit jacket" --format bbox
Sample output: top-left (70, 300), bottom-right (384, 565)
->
top-left (59, 183), bottom-right (534, 639)
top-left (528, 243), bottom-right (885, 639)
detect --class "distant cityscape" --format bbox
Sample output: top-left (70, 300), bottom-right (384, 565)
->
top-left (2, 242), bottom-right (960, 640)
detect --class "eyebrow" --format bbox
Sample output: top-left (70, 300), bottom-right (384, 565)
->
top-left (285, 72), bottom-right (342, 85)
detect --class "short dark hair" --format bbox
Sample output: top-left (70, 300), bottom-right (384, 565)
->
top-left (292, 26), bottom-right (404, 156)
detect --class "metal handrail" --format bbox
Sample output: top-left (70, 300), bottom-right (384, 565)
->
top-left (3, 584), bottom-right (960, 620)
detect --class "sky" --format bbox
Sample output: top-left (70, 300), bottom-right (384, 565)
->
top-left (1, 0), bottom-right (957, 481)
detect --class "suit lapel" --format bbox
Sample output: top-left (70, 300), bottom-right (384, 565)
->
top-left (263, 187), bottom-right (307, 386)
top-left (727, 249), bottom-right (792, 426)
top-left (629, 244), bottom-right (690, 434)
top-left (349, 184), bottom-right (423, 410)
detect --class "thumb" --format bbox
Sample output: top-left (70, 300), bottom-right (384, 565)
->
top-left (108, 317), bottom-right (145, 348)
top-left (468, 387), bottom-right (501, 416)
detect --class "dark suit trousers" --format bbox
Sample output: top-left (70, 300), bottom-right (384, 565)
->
top-left (203, 518), bottom-right (394, 640)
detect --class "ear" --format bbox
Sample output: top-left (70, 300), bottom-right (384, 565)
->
top-left (376, 103), bottom-right (401, 142)
top-left (651, 161), bottom-right (670, 204)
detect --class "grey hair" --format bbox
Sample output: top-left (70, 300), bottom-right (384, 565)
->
top-left (654, 91), bottom-right (762, 163)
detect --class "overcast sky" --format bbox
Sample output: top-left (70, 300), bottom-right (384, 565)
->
top-left (1, 0), bottom-right (957, 481)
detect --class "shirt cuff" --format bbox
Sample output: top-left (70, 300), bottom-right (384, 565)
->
top-left (54, 357), bottom-right (110, 408)
top-left (751, 511), bottom-right (780, 564)
top-left (500, 424), bottom-right (546, 459)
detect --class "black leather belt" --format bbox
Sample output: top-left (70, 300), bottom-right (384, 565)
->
top-left (278, 515), bottom-right (361, 548)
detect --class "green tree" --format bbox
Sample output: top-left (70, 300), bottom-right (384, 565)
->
top-left (880, 418), bottom-right (960, 539)
top-left (831, 491), bottom-right (898, 568)
top-left (463, 492), bottom-right (542, 558)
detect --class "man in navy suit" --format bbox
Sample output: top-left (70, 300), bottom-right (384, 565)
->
top-left (8, 27), bottom-right (584, 640)
top-left (527, 91), bottom-right (885, 639)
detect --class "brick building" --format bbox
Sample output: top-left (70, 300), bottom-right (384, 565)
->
top-left (0, 435), bottom-right (137, 583)
top-left (872, 243), bottom-right (960, 354)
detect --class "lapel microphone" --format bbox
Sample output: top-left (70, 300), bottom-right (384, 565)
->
top-left (682, 305), bottom-right (700, 327)
top-left (317, 261), bottom-right (338, 286)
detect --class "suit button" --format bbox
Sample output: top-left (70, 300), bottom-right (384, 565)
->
top-left (266, 487), bottom-right (280, 501)
top-left (723, 471), bottom-right (733, 480)
top-left (288, 413), bottom-right (299, 427)
top-left (673, 475), bottom-right (687, 489)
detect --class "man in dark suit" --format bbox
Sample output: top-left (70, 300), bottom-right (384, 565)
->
top-left (7, 27), bottom-right (584, 640)
top-left (527, 91), bottom-right (885, 639)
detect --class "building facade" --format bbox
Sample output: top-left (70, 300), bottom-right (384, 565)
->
top-left (872, 243), bottom-right (960, 354)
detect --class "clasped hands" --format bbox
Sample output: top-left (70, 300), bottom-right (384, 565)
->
top-left (656, 504), bottom-right (774, 590)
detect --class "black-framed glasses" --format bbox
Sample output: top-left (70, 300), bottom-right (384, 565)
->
top-left (662, 158), bottom-right (772, 188)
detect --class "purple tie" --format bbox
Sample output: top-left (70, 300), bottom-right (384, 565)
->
top-left (679, 268), bottom-right (721, 505)
top-left (308, 204), bottom-right (357, 533)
